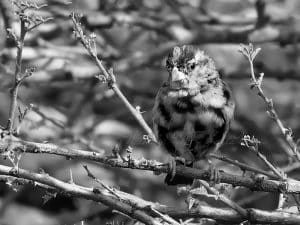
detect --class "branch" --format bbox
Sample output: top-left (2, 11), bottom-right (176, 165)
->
top-left (241, 135), bottom-right (284, 179)
top-left (0, 165), bottom-right (163, 225)
top-left (6, 12), bottom-right (27, 133)
top-left (2, 166), bottom-right (300, 224)
top-left (2, 137), bottom-right (300, 194)
top-left (163, 206), bottom-right (300, 225)
top-left (197, 180), bottom-right (248, 217)
top-left (82, 165), bottom-right (180, 225)
top-left (210, 154), bottom-right (279, 179)
top-left (239, 44), bottom-right (300, 161)
top-left (5, 2), bottom-right (51, 133)
top-left (70, 12), bottom-right (157, 143)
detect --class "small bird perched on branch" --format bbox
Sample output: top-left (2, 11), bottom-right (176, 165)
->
top-left (153, 45), bottom-right (235, 185)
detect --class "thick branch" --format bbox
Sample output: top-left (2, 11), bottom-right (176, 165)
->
top-left (0, 165), bottom-right (162, 225)
top-left (1, 138), bottom-right (300, 194)
top-left (1, 169), bottom-right (300, 224)
top-left (163, 206), bottom-right (300, 225)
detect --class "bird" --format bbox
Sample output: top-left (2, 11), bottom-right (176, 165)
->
top-left (153, 45), bottom-right (235, 185)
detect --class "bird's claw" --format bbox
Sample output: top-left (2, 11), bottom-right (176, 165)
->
top-left (208, 164), bottom-right (220, 185)
top-left (169, 157), bottom-right (176, 181)
top-left (167, 157), bottom-right (188, 182)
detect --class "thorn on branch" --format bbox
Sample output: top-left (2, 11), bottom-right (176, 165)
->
top-left (266, 110), bottom-right (275, 119)
top-left (69, 168), bottom-right (74, 184)
top-left (107, 68), bottom-right (116, 86)
top-left (5, 177), bottom-right (23, 192)
top-left (42, 191), bottom-right (57, 204)
top-left (17, 67), bottom-right (36, 85)
top-left (17, 104), bottom-right (30, 123)
top-left (6, 28), bottom-right (18, 44)
top-left (285, 128), bottom-right (293, 139)
top-left (136, 106), bottom-right (146, 114)
top-left (83, 165), bottom-right (121, 200)
top-left (266, 98), bottom-right (273, 107)
top-left (257, 72), bottom-right (264, 86)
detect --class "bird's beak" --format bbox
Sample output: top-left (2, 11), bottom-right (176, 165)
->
top-left (171, 67), bottom-right (185, 82)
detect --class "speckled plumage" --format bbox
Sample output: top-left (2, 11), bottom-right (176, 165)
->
top-left (153, 45), bottom-right (235, 185)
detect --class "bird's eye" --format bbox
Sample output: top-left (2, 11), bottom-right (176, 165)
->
top-left (208, 78), bottom-right (217, 85)
top-left (188, 63), bottom-right (196, 70)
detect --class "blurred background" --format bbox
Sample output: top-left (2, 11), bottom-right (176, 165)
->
top-left (1, 0), bottom-right (300, 224)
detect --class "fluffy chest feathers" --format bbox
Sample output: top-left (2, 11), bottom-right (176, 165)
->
top-left (153, 81), bottom-right (234, 161)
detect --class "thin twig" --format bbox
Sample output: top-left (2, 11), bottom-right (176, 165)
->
top-left (70, 13), bottom-right (157, 143)
top-left (6, 2), bottom-right (51, 133)
top-left (210, 154), bottom-right (279, 179)
top-left (18, 97), bottom-right (105, 153)
top-left (240, 44), bottom-right (300, 211)
top-left (83, 165), bottom-right (180, 225)
top-left (240, 44), bottom-right (300, 161)
top-left (6, 15), bottom-right (27, 132)
top-left (83, 165), bottom-right (121, 200)
top-left (247, 140), bottom-right (300, 212)
top-left (241, 135), bottom-right (285, 181)
top-left (281, 162), bottom-right (300, 173)
top-left (197, 180), bottom-right (248, 217)
top-left (255, 150), bottom-right (283, 179)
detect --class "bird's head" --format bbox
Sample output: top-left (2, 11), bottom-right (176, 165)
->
top-left (165, 45), bottom-right (219, 96)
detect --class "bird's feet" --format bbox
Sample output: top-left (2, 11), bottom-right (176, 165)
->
top-left (165, 157), bottom-right (193, 185)
top-left (168, 156), bottom-right (187, 181)
top-left (208, 161), bottom-right (220, 185)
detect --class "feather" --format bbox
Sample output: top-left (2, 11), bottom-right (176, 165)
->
top-left (153, 45), bottom-right (235, 185)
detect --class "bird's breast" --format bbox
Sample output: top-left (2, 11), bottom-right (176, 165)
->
top-left (153, 90), bottom-right (226, 160)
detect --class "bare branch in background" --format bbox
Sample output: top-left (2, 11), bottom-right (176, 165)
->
top-left (70, 12), bottom-right (157, 143)
top-left (239, 44), bottom-right (300, 161)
